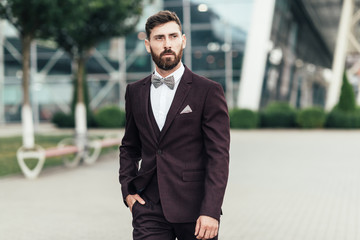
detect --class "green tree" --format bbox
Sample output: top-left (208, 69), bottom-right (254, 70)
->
top-left (338, 71), bottom-right (356, 112)
top-left (0, 0), bottom-right (62, 148)
top-left (326, 71), bottom-right (359, 128)
top-left (50, 0), bottom-right (142, 141)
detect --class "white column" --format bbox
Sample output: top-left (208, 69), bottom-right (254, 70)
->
top-left (183, 0), bottom-right (192, 69)
top-left (236, 0), bottom-right (276, 110)
top-left (118, 37), bottom-right (126, 108)
top-left (325, 0), bottom-right (354, 110)
top-left (224, 22), bottom-right (234, 108)
top-left (289, 69), bottom-right (301, 107)
top-left (0, 21), bottom-right (4, 125)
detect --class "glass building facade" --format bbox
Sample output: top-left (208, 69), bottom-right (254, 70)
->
top-left (1, 0), bottom-right (251, 123)
top-left (261, 0), bottom-right (333, 109)
top-left (0, 0), bottom-right (339, 124)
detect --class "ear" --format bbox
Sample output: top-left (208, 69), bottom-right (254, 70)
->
top-left (182, 34), bottom-right (187, 49)
top-left (144, 39), bottom-right (151, 53)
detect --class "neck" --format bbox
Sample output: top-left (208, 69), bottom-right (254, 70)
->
top-left (155, 62), bottom-right (182, 78)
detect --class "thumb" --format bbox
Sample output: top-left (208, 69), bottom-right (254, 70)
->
top-left (194, 218), bottom-right (201, 236)
top-left (134, 194), bottom-right (145, 205)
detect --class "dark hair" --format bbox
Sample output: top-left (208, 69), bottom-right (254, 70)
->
top-left (145, 10), bottom-right (182, 39)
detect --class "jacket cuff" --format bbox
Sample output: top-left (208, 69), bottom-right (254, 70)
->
top-left (199, 209), bottom-right (221, 222)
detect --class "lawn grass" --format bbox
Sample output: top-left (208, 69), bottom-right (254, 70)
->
top-left (0, 135), bottom-right (118, 177)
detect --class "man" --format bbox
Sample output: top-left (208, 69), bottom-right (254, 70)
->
top-left (119, 10), bottom-right (230, 240)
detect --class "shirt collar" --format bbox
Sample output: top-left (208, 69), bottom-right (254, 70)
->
top-left (154, 62), bottom-right (185, 84)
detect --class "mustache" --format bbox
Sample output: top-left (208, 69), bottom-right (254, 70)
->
top-left (160, 49), bottom-right (176, 57)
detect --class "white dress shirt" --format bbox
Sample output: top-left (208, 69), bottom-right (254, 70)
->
top-left (150, 63), bottom-right (185, 131)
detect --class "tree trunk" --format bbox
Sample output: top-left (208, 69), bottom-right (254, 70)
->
top-left (22, 36), bottom-right (31, 105)
top-left (21, 35), bottom-right (35, 149)
top-left (74, 56), bottom-right (87, 152)
top-left (76, 57), bottom-right (85, 104)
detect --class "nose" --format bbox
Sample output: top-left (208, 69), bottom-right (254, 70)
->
top-left (164, 37), bottom-right (172, 48)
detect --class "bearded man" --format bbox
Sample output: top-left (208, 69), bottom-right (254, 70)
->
top-left (119, 10), bottom-right (230, 240)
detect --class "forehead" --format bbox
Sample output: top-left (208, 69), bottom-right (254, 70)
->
top-left (150, 21), bottom-right (181, 37)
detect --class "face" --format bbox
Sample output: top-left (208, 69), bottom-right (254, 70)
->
top-left (145, 21), bottom-right (186, 71)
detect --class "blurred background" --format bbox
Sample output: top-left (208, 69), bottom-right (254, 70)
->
top-left (3, 1), bottom-right (360, 239)
top-left (0, 0), bottom-right (357, 128)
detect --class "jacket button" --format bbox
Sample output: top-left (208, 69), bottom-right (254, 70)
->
top-left (157, 150), bottom-right (162, 154)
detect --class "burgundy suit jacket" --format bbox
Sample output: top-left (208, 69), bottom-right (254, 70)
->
top-left (119, 66), bottom-right (230, 223)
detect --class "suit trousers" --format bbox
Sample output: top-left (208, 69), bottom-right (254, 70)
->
top-left (132, 195), bottom-right (218, 240)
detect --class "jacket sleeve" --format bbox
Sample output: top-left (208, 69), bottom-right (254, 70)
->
top-left (119, 84), bottom-right (142, 204)
top-left (199, 82), bottom-right (230, 221)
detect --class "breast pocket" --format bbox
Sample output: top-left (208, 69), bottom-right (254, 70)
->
top-left (176, 111), bottom-right (196, 119)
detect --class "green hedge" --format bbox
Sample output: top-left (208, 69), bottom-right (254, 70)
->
top-left (51, 101), bottom-right (360, 129)
top-left (338, 72), bottom-right (356, 112)
top-left (325, 108), bottom-right (360, 128)
top-left (229, 109), bottom-right (258, 129)
top-left (296, 107), bottom-right (326, 128)
top-left (260, 102), bottom-right (296, 128)
top-left (94, 105), bottom-right (125, 128)
top-left (51, 112), bottom-right (74, 128)
top-left (51, 111), bottom-right (97, 128)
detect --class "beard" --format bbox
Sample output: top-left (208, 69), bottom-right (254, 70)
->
top-left (150, 46), bottom-right (183, 71)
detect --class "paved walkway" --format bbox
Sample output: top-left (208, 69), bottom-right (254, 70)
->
top-left (1, 129), bottom-right (360, 239)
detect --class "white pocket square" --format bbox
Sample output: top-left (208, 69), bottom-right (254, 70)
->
top-left (180, 105), bottom-right (192, 114)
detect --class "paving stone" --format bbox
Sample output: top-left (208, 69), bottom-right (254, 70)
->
top-left (1, 130), bottom-right (360, 239)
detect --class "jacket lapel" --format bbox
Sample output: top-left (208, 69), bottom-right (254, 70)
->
top-left (159, 67), bottom-right (193, 142)
top-left (140, 76), bottom-right (158, 144)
